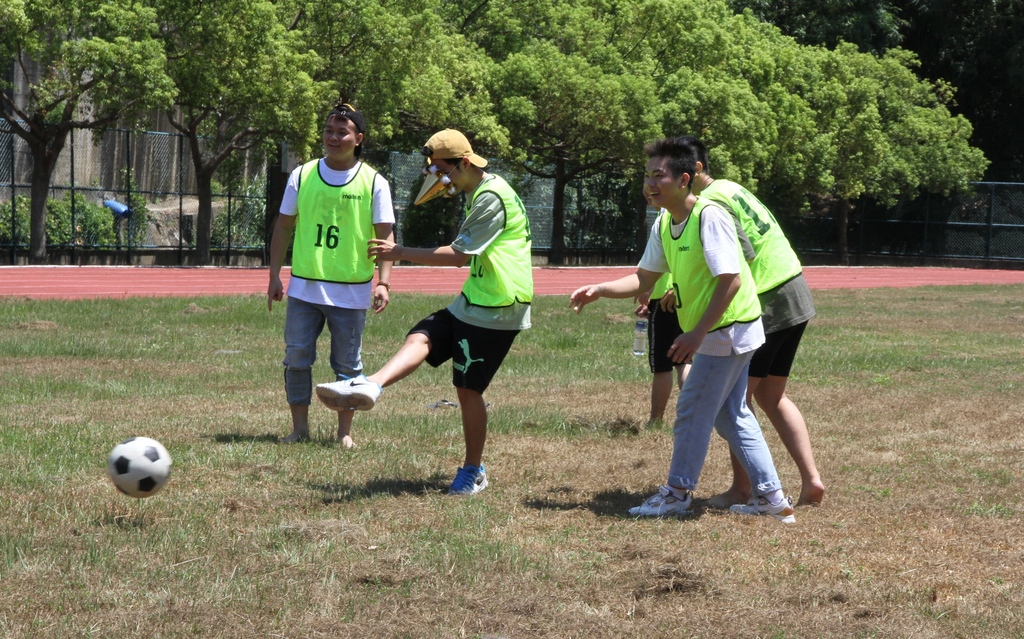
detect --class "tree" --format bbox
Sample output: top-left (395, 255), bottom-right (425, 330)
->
top-left (155, 0), bottom-right (328, 264)
top-left (0, 0), bottom-right (175, 262)
top-left (454, 0), bottom-right (663, 263)
top-left (492, 42), bottom-right (660, 263)
top-left (787, 44), bottom-right (987, 262)
top-left (293, 0), bottom-right (506, 154)
top-left (730, 0), bottom-right (1023, 182)
top-left (728, 0), bottom-right (904, 54)
top-left (900, 0), bottom-right (1024, 181)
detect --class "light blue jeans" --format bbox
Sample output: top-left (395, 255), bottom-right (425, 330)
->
top-left (283, 297), bottom-right (366, 406)
top-left (668, 351), bottom-right (782, 496)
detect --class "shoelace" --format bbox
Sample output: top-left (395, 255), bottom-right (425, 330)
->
top-left (451, 467), bottom-right (480, 491)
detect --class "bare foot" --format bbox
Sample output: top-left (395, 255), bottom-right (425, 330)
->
top-left (797, 482), bottom-right (825, 507)
top-left (339, 434), bottom-right (356, 449)
top-left (703, 489), bottom-right (751, 510)
top-left (280, 430), bottom-right (309, 444)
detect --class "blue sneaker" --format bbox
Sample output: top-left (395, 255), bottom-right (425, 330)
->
top-left (448, 464), bottom-right (488, 496)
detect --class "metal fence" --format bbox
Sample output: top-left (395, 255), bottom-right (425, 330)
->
top-left (365, 149), bottom-right (653, 260)
top-left (3, 121), bottom-right (1022, 266)
top-left (1, 123), bottom-right (267, 264)
top-left (788, 183), bottom-right (1024, 265)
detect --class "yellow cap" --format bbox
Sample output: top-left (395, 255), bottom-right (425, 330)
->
top-left (421, 129), bottom-right (487, 168)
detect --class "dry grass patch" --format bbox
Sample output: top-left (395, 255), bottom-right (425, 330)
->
top-left (2, 287), bottom-right (1024, 637)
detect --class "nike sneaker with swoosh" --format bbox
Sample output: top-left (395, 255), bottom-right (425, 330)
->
top-left (315, 375), bottom-right (382, 411)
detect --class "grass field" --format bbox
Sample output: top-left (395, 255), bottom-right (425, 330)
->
top-left (2, 286), bottom-right (1023, 638)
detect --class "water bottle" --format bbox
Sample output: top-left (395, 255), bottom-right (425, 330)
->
top-left (633, 318), bottom-right (648, 356)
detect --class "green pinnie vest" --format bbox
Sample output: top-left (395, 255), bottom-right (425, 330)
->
top-left (462, 176), bottom-right (534, 308)
top-left (649, 211), bottom-right (674, 299)
top-left (699, 180), bottom-right (802, 293)
top-left (660, 198), bottom-right (761, 333)
top-left (291, 160), bottom-right (377, 284)
top-left (651, 271), bottom-right (674, 299)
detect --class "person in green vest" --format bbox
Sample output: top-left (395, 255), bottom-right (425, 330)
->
top-left (680, 136), bottom-right (825, 508)
top-left (267, 103), bottom-right (395, 448)
top-left (570, 136), bottom-right (795, 523)
top-left (315, 129), bottom-right (533, 496)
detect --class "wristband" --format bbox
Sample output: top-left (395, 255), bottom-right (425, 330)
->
top-left (376, 281), bottom-right (391, 290)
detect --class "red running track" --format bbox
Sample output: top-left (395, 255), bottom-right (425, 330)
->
top-left (2, 265), bottom-right (1024, 300)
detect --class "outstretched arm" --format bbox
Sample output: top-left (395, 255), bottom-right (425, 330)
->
top-left (570, 268), bottom-right (661, 313)
top-left (368, 239), bottom-right (471, 268)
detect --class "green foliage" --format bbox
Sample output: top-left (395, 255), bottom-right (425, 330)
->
top-left (2, 0), bottom-right (999, 258)
top-left (0, 197), bottom-right (30, 245)
top-left (5, 0), bottom-right (176, 121)
top-left (399, 175), bottom-right (464, 248)
top-left (0, 193), bottom-right (149, 247)
top-left (210, 182), bottom-right (269, 248)
top-left (154, 0), bottom-right (331, 262)
top-left (295, 0), bottom-right (505, 154)
top-left (44, 194), bottom-right (114, 246)
top-left (900, 0), bottom-right (1024, 181)
top-left (729, 0), bottom-right (904, 54)
top-left (0, 0), bottom-right (176, 259)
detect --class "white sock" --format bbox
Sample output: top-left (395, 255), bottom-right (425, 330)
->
top-left (762, 489), bottom-right (786, 506)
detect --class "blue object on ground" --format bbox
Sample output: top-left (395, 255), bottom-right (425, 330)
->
top-left (103, 200), bottom-right (131, 218)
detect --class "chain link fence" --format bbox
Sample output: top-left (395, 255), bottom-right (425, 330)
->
top-left (1, 123), bottom-right (266, 264)
top-left (789, 183), bottom-right (1024, 265)
top-left (2, 121), bottom-right (1022, 266)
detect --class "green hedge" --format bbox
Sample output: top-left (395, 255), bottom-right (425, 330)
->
top-left (0, 193), bottom-right (150, 247)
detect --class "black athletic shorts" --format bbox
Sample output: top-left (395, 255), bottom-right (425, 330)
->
top-left (409, 308), bottom-right (520, 394)
top-left (647, 298), bottom-right (684, 374)
top-left (748, 321), bottom-right (809, 379)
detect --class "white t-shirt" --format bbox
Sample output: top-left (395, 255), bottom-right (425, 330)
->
top-left (637, 204), bottom-right (764, 356)
top-left (280, 159), bottom-right (395, 309)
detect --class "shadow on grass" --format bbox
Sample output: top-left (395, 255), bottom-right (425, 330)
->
top-left (311, 473), bottom-right (451, 504)
top-left (522, 487), bottom-right (705, 520)
top-left (210, 432), bottom-right (281, 444)
top-left (211, 432), bottom-right (371, 447)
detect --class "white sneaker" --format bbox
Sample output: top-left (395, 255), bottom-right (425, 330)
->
top-left (315, 375), bottom-right (382, 411)
top-left (729, 495), bottom-right (796, 524)
top-left (628, 486), bottom-right (693, 517)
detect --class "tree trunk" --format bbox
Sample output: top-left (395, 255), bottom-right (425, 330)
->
top-left (27, 131), bottom-right (68, 263)
top-left (195, 169), bottom-right (214, 265)
top-left (549, 158), bottom-right (567, 265)
top-left (635, 190), bottom-right (650, 259)
top-left (264, 155), bottom-right (287, 264)
top-left (835, 198), bottom-right (852, 266)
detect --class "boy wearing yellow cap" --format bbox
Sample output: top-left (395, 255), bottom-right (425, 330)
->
top-left (315, 129), bottom-right (533, 496)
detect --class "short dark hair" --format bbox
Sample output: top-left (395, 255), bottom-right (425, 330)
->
top-left (325, 102), bottom-right (365, 157)
top-left (675, 136), bottom-right (711, 176)
top-left (644, 137), bottom-right (700, 179)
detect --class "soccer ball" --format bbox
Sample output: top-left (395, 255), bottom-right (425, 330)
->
top-left (106, 437), bottom-right (172, 498)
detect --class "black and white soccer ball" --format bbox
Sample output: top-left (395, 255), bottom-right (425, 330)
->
top-left (106, 437), bottom-right (172, 498)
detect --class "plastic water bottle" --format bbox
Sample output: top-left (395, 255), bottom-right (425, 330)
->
top-left (633, 318), bottom-right (648, 356)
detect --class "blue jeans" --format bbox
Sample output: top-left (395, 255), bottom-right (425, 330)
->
top-left (668, 351), bottom-right (782, 495)
top-left (283, 297), bottom-right (366, 406)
